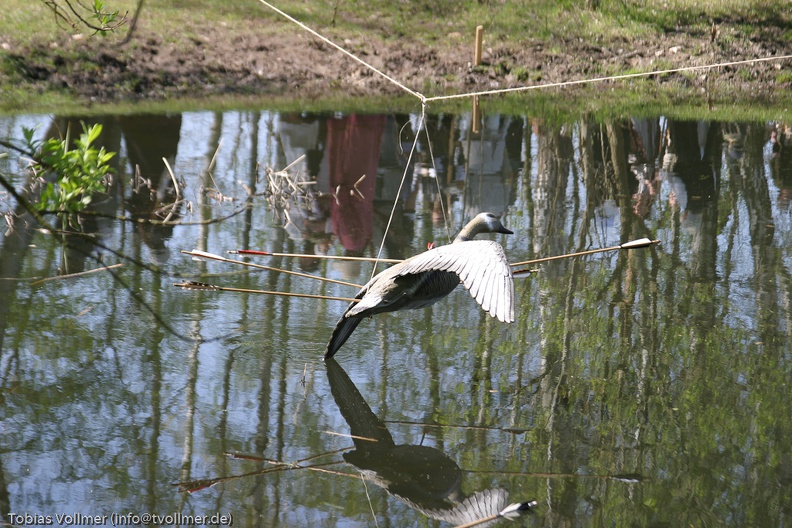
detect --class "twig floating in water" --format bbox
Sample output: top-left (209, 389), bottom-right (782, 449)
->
top-left (30, 263), bottom-right (124, 286)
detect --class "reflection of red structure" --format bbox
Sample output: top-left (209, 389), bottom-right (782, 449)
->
top-left (327, 115), bottom-right (385, 253)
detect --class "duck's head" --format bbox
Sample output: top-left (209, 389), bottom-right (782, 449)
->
top-left (455, 212), bottom-right (513, 242)
top-left (479, 212), bottom-right (513, 235)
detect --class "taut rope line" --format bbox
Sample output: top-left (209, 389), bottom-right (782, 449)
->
top-left (424, 54), bottom-right (792, 102)
top-left (370, 103), bottom-right (427, 281)
top-left (255, 0), bottom-right (425, 101)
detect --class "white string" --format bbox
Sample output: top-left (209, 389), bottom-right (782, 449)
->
top-left (370, 104), bottom-right (426, 281)
top-left (254, 0), bottom-right (425, 101)
top-left (360, 473), bottom-right (380, 528)
top-left (421, 114), bottom-right (451, 243)
top-left (424, 54), bottom-right (792, 102)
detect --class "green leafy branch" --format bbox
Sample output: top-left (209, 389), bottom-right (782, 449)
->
top-left (25, 122), bottom-right (116, 216)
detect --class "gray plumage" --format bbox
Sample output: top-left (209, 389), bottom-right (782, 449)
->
top-left (324, 212), bottom-right (515, 359)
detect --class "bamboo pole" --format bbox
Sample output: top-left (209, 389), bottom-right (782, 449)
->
top-left (510, 238), bottom-right (658, 269)
top-left (228, 249), bottom-right (401, 264)
top-left (173, 281), bottom-right (359, 303)
top-left (182, 249), bottom-right (363, 288)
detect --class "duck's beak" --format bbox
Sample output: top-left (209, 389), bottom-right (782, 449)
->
top-left (494, 214), bottom-right (513, 235)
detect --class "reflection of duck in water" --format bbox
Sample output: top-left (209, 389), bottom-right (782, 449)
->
top-left (325, 358), bottom-right (511, 526)
top-left (324, 212), bottom-right (515, 359)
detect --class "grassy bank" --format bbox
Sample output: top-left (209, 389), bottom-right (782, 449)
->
top-left (1, 0), bottom-right (791, 118)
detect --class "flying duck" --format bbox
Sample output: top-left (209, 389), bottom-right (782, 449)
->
top-left (324, 212), bottom-right (515, 359)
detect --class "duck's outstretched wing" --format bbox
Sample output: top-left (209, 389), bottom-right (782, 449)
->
top-left (393, 240), bottom-right (515, 323)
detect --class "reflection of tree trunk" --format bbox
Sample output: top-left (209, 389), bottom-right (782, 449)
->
top-left (506, 121), bottom-right (534, 431)
top-left (242, 112), bottom-right (261, 258)
top-left (605, 121), bottom-right (631, 242)
top-left (471, 311), bottom-right (493, 424)
top-left (541, 262), bottom-right (578, 527)
top-left (522, 119), bottom-right (534, 239)
top-left (532, 122), bottom-right (572, 262)
top-left (535, 120), bottom-right (573, 409)
top-left (0, 207), bottom-right (37, 352)
top-left (144, 278), bottom-right (164, 512)
top-left (421, 309), bottom-right (441, 430)
top-left (0, 429), bottom-right (10, 521)
top-left (122, 114), bottom-right (182, 262)
top-left (216, 333), bottom-right (235, 488)
top-left (253, 226), bottom-right (285, 525)
top-left (531, 121), bottom-right (578, 527)
top-left (173, 115), bottom-right (224, 492)
top-left (197, 113), bottom-right (223, 250)
top-left (732, 125), bottom-right (780, 344)
top-left (213, 112), bottom-right (259, 484)
top-left (728, 125), bottom-right (790, 525)
top-left (578, 119), bottom-right (596, 205)
top-left (179, 327), bottom-right (200, 483)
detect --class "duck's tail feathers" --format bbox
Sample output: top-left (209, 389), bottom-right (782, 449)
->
top-left (324, 316), bottom-right (363, 360)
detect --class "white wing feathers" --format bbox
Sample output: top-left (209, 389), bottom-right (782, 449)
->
top-left (395, 240), bottom-right (515, 323)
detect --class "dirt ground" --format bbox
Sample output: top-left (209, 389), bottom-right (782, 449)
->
top-left (3, 19), bottom-right (791, 105)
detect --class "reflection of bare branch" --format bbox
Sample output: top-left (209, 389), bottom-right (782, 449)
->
top-left (0, 139), bottom-right (33, 157)
top-left (173, 459), bottom-right (350, 494)
top-left (462, 468), bottom-right (645, 483)
top-left (0, 169), bottom-right (248, 346)
top-left (70, 201), bottom-right (250, 226)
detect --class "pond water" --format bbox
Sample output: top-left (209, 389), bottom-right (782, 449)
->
top-left (1, 108), bottom-right (791, 527)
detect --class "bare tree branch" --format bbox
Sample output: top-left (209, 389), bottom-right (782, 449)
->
top-left (39, 0), bottom-right (128, 35)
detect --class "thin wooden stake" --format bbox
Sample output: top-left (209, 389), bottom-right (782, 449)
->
top-left (472, 26), bottom-right (483, 135)
top-left (474, 25), bottom-right (484, 65)
top-left (173, 281), bottom-right (359, 303)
